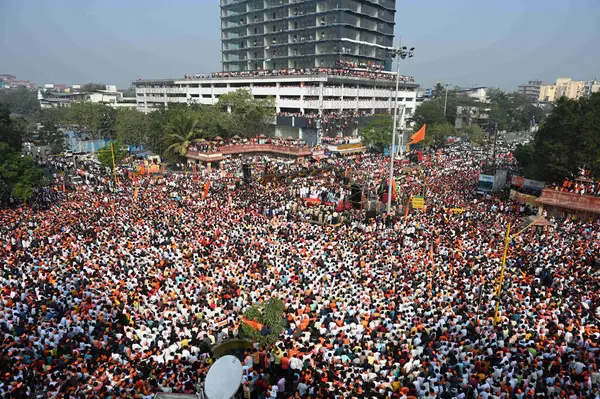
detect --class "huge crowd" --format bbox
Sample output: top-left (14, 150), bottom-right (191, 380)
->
top-left (208, 68), bottom-right (414, 83)
top-left (1, 150), bottom-right (599, 399)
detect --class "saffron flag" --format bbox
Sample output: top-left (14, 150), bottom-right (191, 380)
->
top-left (133, 187), bottom-right (139, 200)
top-left (202, 181), bottom-right (210, 200)
top-left (409, 124), bottom-right (426, 145)
top-left (240, 316), bottom-right (263, 331)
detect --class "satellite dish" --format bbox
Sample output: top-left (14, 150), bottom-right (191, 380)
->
top-left (204, 355), bottom-right (243, 399)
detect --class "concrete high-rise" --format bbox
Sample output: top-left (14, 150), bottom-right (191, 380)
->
top-left (220, 0), bottom-right (396, 72)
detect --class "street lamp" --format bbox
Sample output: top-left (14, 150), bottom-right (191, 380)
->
top-left (443, 83), bottom-right (451, 117)
top-left (387, 44), bottom-right (415, 213)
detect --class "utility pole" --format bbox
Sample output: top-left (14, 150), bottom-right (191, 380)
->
top-left (443, 83), bottom-right (450, 118)
top-left (491, 122), bottom-right (498, 175)
top-left (386, 44), bottom-right (415, 213)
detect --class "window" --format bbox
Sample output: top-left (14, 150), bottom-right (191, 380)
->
top-left (254, 28), bottom-right (258, 34)
top-left (272, 12), bottom-right (276, 19)
top-left (273, 25), bottom-right (276, 32)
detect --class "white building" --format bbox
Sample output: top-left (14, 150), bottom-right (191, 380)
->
top-left (133, 73), bottom-right (418, 141)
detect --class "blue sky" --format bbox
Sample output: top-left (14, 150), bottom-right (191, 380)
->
top-left (1, 0), bottom-right (599, 90)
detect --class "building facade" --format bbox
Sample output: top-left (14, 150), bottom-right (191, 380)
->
top-left (584, 80), bottom-right (600, 97)
top-left (133, 73), bottom-right (417, 143)
top-left (220, 0), bottom-right (396, 72)
top-left (518, 80), bottom-right (542, 102)
top-left (538, 78), bottom-right (586, 102)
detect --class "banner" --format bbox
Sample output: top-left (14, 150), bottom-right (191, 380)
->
top-left (412, 196), bottom-right (425, 210)
top-left (240, 316), bottom-right (263, 331)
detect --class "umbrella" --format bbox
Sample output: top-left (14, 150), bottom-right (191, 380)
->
top-left (213, 136), bottom-right (223, 141)
top-left (258, 134), bottom-right (267, 138)
top-left (196, 138), bottom-right (207, 143)
top-left (232, 135), bottom-right (241, 140)
top-left (287, 136), bottom-right (295, 140)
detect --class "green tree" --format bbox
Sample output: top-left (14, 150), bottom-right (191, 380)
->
top-left (121, 86), bottom-right (136, 98)
top-left (97, 107), bottom-right (117, 139)
top-left (35, 107), bottom-right (68, 128)
top-left (196, 105), bottom-right (229, 139)
top-left (513, 142), bottom-right (536, 177)
top-left (431, 83), bottom-right (446, 99)
top-left (0, 102), bottom-right (22, 150)
top-left (115, 108), bottom-right (148, 146)
top-left (240, 297), bottom-right (285, 347)
top-left (63, 102), bottom-right (114, 138)
top-left (459, 124), bottom-right (486, 146)
top-left (97, 141), bottom-right (128, 168)
top-left (0, 142), bottom-right (45, 202)
top-left (525, 93), bottom-right (600, 182)
top-left (82, 82), bottom-right (106, 92)
top-left (166, 111), bottom-right (204, 156)
top-left (38, 124), bottom-right (65, 154)
top-left (10, 116), bottom-right (35, 143)
top-left (359, 115), bottom-right (393, 152)
top-left (411, 101), bottom-right (446, 127)
top-left (146, 109), bottom-right (169, 155)
top-left (217, 89), bottom-right (275, 138)
top-left (421, 123), bottom-right (454, 148)
top-left (0, 86), bottom-right (40, 117)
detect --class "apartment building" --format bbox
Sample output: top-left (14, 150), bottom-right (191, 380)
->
top-left (220, 0), bottom-right (396, 71)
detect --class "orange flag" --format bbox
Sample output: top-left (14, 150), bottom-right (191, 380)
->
top-left (202, 181), bottom-right (210, 200)
top-left (409, 124), bottom-right (426, 145)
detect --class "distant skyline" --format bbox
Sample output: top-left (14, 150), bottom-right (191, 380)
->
top-left (1, 0), bottom-right (599, 90)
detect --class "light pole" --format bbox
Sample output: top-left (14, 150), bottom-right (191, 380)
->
top-left (443, 83), bottom-right (451, 117)
top-left (387, 44), bottom-right (415, 213)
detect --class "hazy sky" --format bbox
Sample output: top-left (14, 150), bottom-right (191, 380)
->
top-left (1, 0), bottom-right (599, 90)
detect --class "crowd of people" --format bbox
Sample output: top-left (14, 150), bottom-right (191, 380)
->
top-left (550, 178), bottom-right (600, 197)
top-left (1, 149), bottom-right (599, 399)
top-left (208, 68), bottom-right (414, 83)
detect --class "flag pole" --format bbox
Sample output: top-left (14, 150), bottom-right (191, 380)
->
top-left (110, 142), bottom-right (119, 193)
top-left (494, 222), bottom-right (511, 325)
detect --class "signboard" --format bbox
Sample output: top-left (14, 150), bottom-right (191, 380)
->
top-left (412, 196), bottom-right (425, 209)
top-left (511, 176), bottom-right (525, 187)
top-left (523, 178), bottom-right (545, 192)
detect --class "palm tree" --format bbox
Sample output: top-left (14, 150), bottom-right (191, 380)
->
top-left (166, 112), bottom-right (204, 156)
top-left (432, 82), bottom-right (445, 99)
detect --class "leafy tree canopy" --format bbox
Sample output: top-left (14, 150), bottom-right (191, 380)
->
top-left (166, 111), bottom-right (204, 157)
top-left (420, 123), bottom-right (455, 148)
top-left (0, 142), bottom-right (45, 202)
top-left (359, 115), bottom-right (393, 152)
top-left (0, 86), bottom-right (40, 117)
top-left (514, 93), bottom-right (600, 183)
top-left (0, 102), bottom-right (22, 151)
top-left (97, 141), bottom-right (128, 168)
top-left (82, 82), bottom-right (106, 92)
top-left (218, 89), bottom-right (276, 138)
top-left (240, 297), bottom-right (285, 347)
top-left (116, 108), bottom-right (148, 147)
top-left (458, 124), bottom-right (486, 146)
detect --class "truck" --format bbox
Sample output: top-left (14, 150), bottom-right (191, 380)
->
top-left (477, 170), bottom-right (507, 194)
